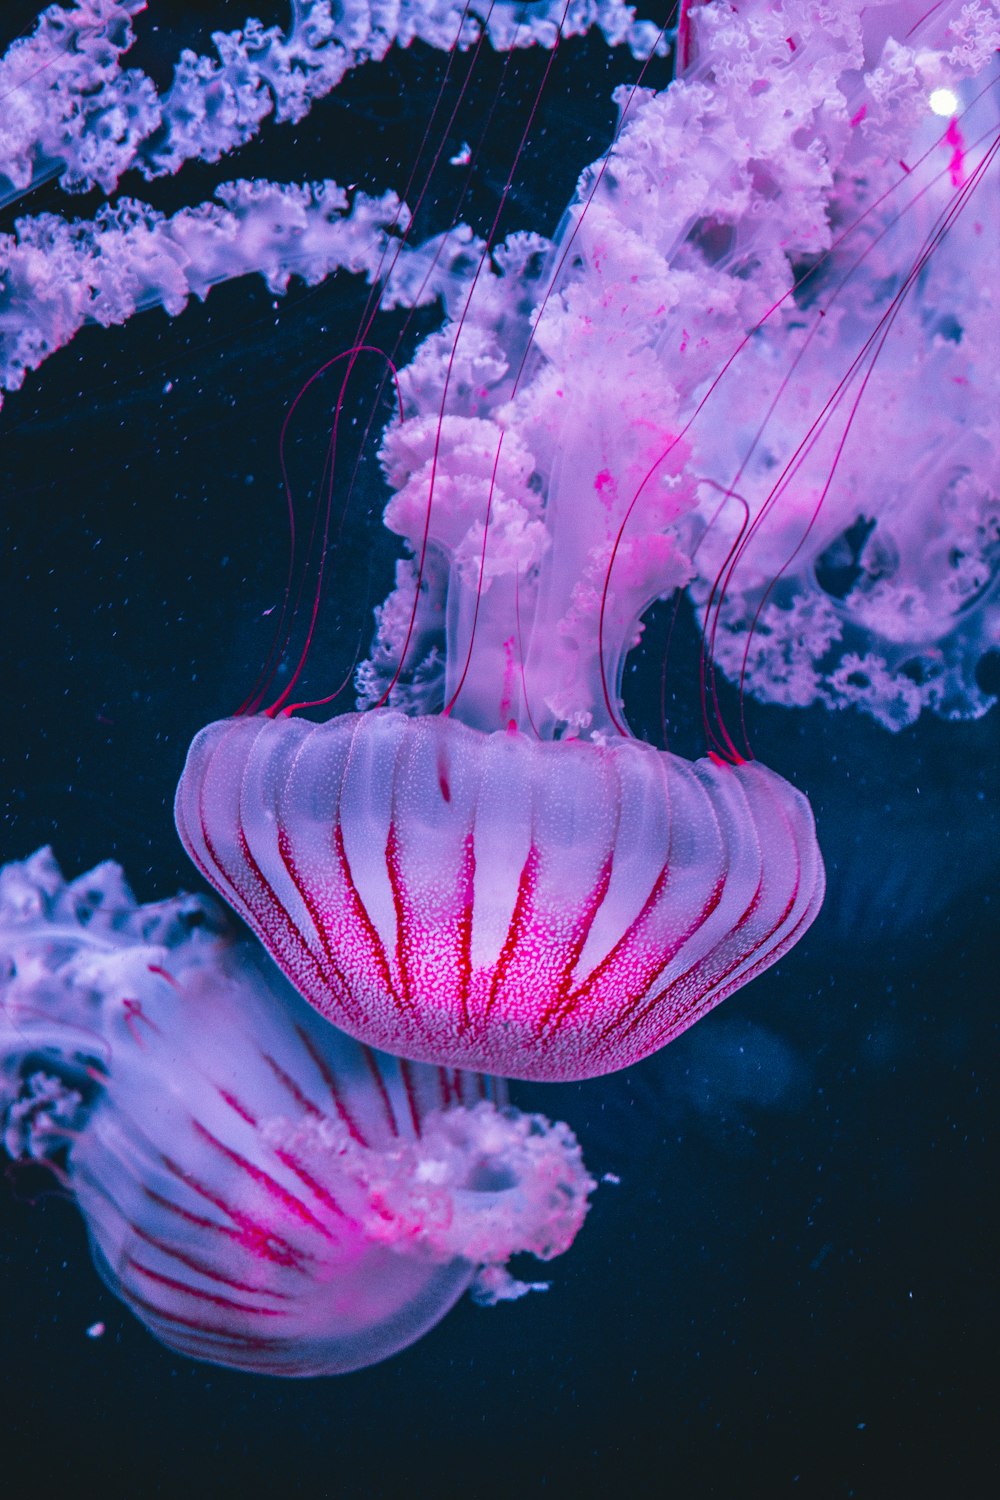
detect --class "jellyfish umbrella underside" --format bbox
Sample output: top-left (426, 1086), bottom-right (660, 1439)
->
top-left (176, 710), bottom-right (825, 1082)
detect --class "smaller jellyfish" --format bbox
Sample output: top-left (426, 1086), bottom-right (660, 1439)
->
top-left (0, 849), bottom-right (593, 1377)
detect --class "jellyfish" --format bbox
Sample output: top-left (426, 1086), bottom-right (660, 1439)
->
top-left (170, 0), bottom-right (999, 1080)
top-left (173, 0), bottom-right (882, 1082)
top-left (0, 848), bottom-right (594, 1376)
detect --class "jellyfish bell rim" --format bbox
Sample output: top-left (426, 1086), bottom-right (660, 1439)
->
top-left (175, 708), bottom-right (825, 1082)
top-left (82, 1212), bottom-right (478, 1379)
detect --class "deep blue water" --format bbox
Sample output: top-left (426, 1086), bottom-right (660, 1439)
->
top-left (1, 5), bottom-right (997, 1495)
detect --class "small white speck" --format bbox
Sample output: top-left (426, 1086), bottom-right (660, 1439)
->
top-left (86, 1321), bottom-right (105, 1340)
top-left (929, 87), bottom-right (959, 117)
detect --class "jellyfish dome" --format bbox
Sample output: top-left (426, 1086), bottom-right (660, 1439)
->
top-left (0, 849), bottom-right (594, 1376)
top-left (176, 711), bottom-right (823, 1083)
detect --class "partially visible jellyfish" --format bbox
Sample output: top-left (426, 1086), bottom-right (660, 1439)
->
top-left (0, 849), bottom-right (594, 1376)
top-left (675, 0), bottom-right (1000, 731)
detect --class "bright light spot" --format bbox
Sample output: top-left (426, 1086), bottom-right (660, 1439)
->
top-left (929, 88), bottom-right (959, 117)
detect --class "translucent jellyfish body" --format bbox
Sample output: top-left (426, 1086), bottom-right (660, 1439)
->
top-left (176, 711), bottom-right (824, 1082)
top-left (0, 849), bottom-right (593, 1376)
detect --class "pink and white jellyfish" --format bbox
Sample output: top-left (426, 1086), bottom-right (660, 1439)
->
top-left (174, 0), bottom-right (1000, 1076)
top-left (0, 848), bottom-right (594, 1376)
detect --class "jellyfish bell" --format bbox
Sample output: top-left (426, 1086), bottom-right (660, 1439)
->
top-left (0, 849), bottom-right (594, 1376)
top-left (176, 709), bottom-right (823, 1082)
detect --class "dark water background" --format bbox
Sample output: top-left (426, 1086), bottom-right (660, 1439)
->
top-left (1, 4), bottom-right (997, 1495)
